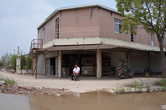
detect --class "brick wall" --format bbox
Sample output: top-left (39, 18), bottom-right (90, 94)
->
top-left (38, 6), bottom-right (165, 47)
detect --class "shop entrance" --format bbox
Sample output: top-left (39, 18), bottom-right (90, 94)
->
top-left (62, 52), bottom-right (96, 77)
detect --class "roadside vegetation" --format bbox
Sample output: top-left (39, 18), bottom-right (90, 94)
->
top-left (155, 79), bottom-right (166, 91)
top-left (0, 52), bottom-right (28, 71)
top-left (0, 77), bottom-right (16, 85)
top-left (115, 80), bottom-right (153, 94)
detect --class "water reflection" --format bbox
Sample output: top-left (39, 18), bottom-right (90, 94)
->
top-left (28, 92), bottom-right (166, 110)
top-left (0, 92), bottom-right (166, 110)
top-left (0, 94), bottom-right (30, 110)
top-left (74, 93), bottom-right (80, 98)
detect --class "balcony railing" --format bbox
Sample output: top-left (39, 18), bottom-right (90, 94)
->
top-left (29, 39), bottom-right (43, 53)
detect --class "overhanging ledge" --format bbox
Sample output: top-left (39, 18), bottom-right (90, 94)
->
top-left (44, 44), bottom-right (118, 51)
top-left (43, 37), bottom-right (166, 52)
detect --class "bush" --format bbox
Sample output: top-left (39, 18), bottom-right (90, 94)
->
top-left (0, 78), bottom-right (16, 85)
top-left (155, 79), bottom-right (166, 87)
top-left (115, 87), bottom-right (125, 94)
top-left (21, 55), bottom-right (26, 69)
top-left (0, 53), bottom-right (12, 67)
top-left (133, 80), bottom-right (143, 92)
top-left (146, 85), bottom-right (151, 93)
top-left (10, 55), bottom-right (17, 70)
top-left (10, 55), bottom-right (27, 70)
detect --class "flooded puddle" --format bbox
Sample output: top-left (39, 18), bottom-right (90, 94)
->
top-left (0, 92), bottom-right (166, 110)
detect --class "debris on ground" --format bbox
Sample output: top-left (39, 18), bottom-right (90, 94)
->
top-left (0, 83), bottom-right (73, 96)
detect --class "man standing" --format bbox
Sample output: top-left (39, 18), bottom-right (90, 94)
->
top-left (71, 64), bottom-right (80, 81)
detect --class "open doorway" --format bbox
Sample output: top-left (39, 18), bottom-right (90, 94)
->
top-left (45, 57), bottom-right (58, 76)
top-left (50, 58), bottom-right (55, 75)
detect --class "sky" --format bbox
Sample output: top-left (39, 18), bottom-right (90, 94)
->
top-left (0, 0), bottom-right (117, 56)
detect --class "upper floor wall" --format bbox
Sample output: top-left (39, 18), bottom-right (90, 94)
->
top-left (38, 5), bottom-right (166, 48)
top-left (38, 7), bottom-right (100, 44)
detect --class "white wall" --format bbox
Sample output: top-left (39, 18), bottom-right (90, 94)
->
top-left (45, 51), bottom-right (58, 58)
top-left (37, 51), bottom-right (58, 75)
top-left (37, 54), bottom-right (45, 74)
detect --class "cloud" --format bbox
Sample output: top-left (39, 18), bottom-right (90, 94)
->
top-left (0, 0), bottom-right (55, 55)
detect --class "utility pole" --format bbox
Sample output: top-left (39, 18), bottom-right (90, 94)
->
top-left (18, 46), bottom-right (20, 55)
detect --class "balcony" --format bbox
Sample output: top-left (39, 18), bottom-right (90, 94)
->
top-left (29, 39), bottom-right (43, 53)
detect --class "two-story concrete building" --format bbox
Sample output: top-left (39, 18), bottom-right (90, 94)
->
top-left (32, 4), bottom-right (166, 78)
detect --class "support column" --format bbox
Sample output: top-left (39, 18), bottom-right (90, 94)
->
top-left (127, 52), bottom-right (131, 66)
top-left (58, 50), bottom-right (62, 78)
top-left (96, 49), bottom-right (102, 78)
top-left (148, 52), bottom-right (150, 68)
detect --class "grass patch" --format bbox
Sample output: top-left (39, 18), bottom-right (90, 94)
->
top-left (0, 77), bottom-right (16, 85)
top-left (155, 79), bottom-right (166, 87)
top-left (146, 85), bottom-right (151, 93)
top-left (155, 79), bottom-right (166, 91)
top-left (127, 80), bottom-right (144, 93)
top-left (115, 87), bottom-right (125, 94)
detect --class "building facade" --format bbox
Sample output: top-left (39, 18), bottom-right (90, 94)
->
top-left (35, 4), bottom-right (166, 78)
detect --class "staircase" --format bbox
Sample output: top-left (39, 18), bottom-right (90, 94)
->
top-left (27, 39), bottom-right (43, 79)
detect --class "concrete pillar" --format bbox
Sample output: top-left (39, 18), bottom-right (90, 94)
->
top-left (148, 52), bottom-right (150, 68)
top-left (127, 52), bottom-right (131, 66)
top-left (58, 50), bottom-right (62, 78)
top-left (16, 57), bottom-right (21, 74)
top-left (96, 49), bottom-right (102, 78)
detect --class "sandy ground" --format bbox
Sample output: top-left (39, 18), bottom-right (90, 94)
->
top-left (0, 71), bottom-right (163, 93)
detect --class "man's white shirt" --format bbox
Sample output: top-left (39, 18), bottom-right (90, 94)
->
top-left (73, 67), bottom-right (80, 74)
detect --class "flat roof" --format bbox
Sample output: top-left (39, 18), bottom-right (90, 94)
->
top-left (37, 4), bottom-right (120, 30)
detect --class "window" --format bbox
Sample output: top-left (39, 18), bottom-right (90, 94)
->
top-left (151, 33), bottom-right (154, 46)
top-left (56, 18), bottom-right (59, 38)
top-left (41, 28), bottom-right (45, 39)
top-left (131, 33), bottom-right (134, 42)
top-left (114, 18), bottom-right (122, 33)
top-left (130, 27), bottom-right (134, 42)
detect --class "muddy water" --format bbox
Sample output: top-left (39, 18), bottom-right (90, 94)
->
top-left (0, 92), bottom-right (166, 110)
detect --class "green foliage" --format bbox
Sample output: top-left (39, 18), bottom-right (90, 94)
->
top-left (116, 0), bottom-right (166, 37)
top-left (21, 55), bottom-right (26, 69)
top-left (10, 55), bottom-right (17, 70)
top-left (0, 53), bottom-right (12, 67)
top-left (126, 87), bottom-right (132, 92)
top-left (146, 85), bottom-right (151, 92)
top-left (133, 80), bottom-right (143, 92)
top-left (9, 54), bottom-right (27, 70)
top-left (116, 0), bottom-right (166, 74)
top-left (5, 79), bottom-right (16, 85)
top-left (145, 73), bottom-right (150, 77)
top-left (0, 78), bottom-right (16, 85)
top-left (26, 56), bottom-right (32, 70)
top-left (115, 87), bottom-right (125, 94)
top-left (0, 62), bottom-right (2, 67)
top-left (155, 79), bottom-right (166, 87)
top-left (163, 86), bottom-right (166, 91)
top-left (161, 74), bottom-right (166, 78)
top-left (155, 79), bottom-right (166, 91)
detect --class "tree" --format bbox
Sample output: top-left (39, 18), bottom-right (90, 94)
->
top-left (21, 55), bottom-right (26, 69)
top-left (10, 55), bottom-right (27, 70)
top-left (10, 55), bottom-right (17, 70)
top-left (0, 53), bottom-right (12, 67)
top-left (116, 0), bottom-right (166, 75)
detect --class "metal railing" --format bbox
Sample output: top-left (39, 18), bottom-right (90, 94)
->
top-left (29, 39), bottom-right (43, 53)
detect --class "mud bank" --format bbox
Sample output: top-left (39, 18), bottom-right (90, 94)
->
top-left (0, 83), bottom-right (73, 96)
